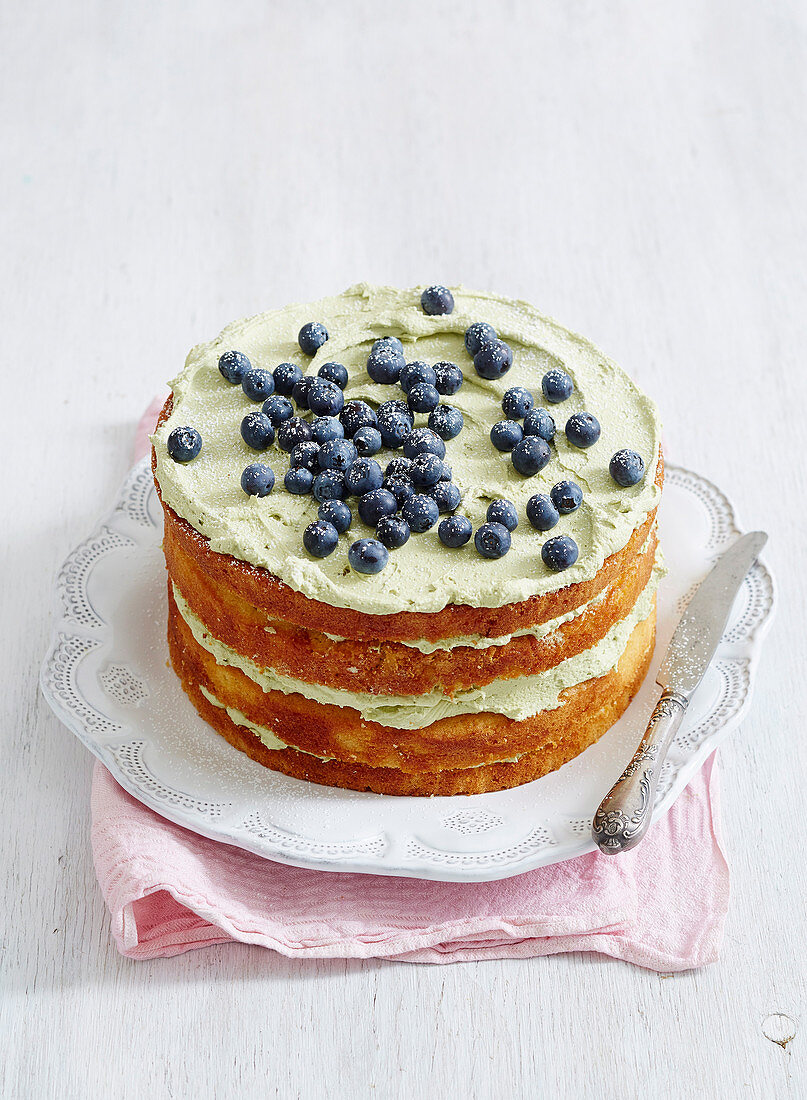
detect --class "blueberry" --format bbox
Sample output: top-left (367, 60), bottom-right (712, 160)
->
top-left (291, 376), bottom-right (314, 410)
top-left (486, 499), bottom-right (518, 531)
top-left (240, 462), bottom-right (275, 497)
top-left (610, 449), bottom-right (646, 487)
top-left (428, 404), bottom-right (464, 440)
top-left (340, 400), bottom-right (378, 437)
top-left (474, 340), bottom-right (514, 380)
top-left (474, 522), bottom-right (511, 559)
top-left (464, 322), bottom-right (497, 356)
top-left (565, 412), bottom-right (601, 449)
top-left (407, 382), bottom-right (440, 415)
top-left (542, 368), bottom-right (574, 404)
top-left (502, 386), bottom-right (534, 419)
top-left (438, 514), bottom-right (473, 548)
top-left (376, 514), bottom-right (411, 549)
top-left (358, 487), bottom-right (398, 526)
top-left (242, 367), bottom-right (275, 402)
top-left (526, 493), bottom-right (560, 532)
top-left (402, 494), bottom-right (439, 533)
top-left (430, 480), bottom-right (461, 514)
top-left (409, 452), bottom-right (444, 489)
top-left (348, 538), bottom-right (389, 574)
top-left (312, 469), bottom-right (347, 502)
top-left (367, 343), bottom-right (404, 384)
top-left (433, 361), bottom-right (463, 395)
top-left (490, 420), bottom-right (523, 452)
top-left (542, 535), bottom-right (579, 572)
top-left (383, 477), bottom-right (415, 508)
top-left (298, 322), bottom-right (329, 356)
top-left (218, 350), bottom-right (251, 384)
top-left (240, 411), bottom-right (275, 451)
top-left (420, 285), bottom-right (454, 315)
top-left (550, 479), bottom-right (583, 514)
top-left (353, 426), bottom-right (382, 456)
top-left (400, 361), bottom-right (437, 394)
top-left (318, 361), bottom-right (348, 389)
top-left (273, 362), bottom-right (303, 396)
top-left (385, 456), bottom-right (413, 480)
top-left (311, 416), bottom-right (345, 445)
top-left (523, 407), bottom-right (556, 442)
top-left (307, 378), bottom-right (345, 417)
top-left (344, 457), bottom-right (384, 497)
top-left (378, 399), bottom-right (414, 423)
top-left (376, 406), bottom-right (412, 449)
top-left (372, 336), bottom-right (404, 356)
top-left (262, 397), bottom-right (295, 430)
top-left (290, 440), bottom-right (321, 472)
top-left (303, 520), bottom-right (339, 558)
top-left (512, 435), bottom-right (551, 475)
top-left (277, 416), bottom-right (313, 452)
top-left (284, 467), bottom-right (314, 495)
top-left (403, 427), bottom-right (446, 460)
top-left (318, 438), bottom-right (358, 471)
top-left (318, 499), bottom-right (353, 534)
top-left (166, 426), bottom-right (202, 463)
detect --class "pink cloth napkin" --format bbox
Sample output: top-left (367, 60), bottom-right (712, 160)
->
top-left (89, 397), bottom-right (729, 968)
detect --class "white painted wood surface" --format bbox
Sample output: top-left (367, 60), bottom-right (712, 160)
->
top-left (2, 1), bottom-right (805, 1096)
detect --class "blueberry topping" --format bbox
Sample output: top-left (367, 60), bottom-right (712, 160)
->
top-left (409, 452), bottom-right (444, 489)
top-left (367, 343), bottom-right (405, 384)
top-left (318, 438), bottom-right (358, 471)
top-left (473, 339), bottom-right (514, 380)
top-left (565, 412), bottom-right (601, 449)
top-left (373, 336), bottom-right (404, 355)
top-left (439, 514), bottom-right (473, 548)
top-left (277, 416), bottom-right (313, 452)
top-left (402, 493), bottom-right (439, 533)
top-left (486, 499), bottom-right (518, 531)
top-left (242, 367), bottom-right (275, 403)
top-left (383, 477), bottom-right (415, 508)
top-left (400, 361), bottom-right (437, 394)
top-left (376, 514), bottom-right (411, 549)
top-left (312, 469), bottom-right (347, 502)
top-left (262, 395), bottom-right (295, 426)
top-left (307, 378), bottom-right (345, 417)
top-left (430, 480), bottom-right (461, 513)
top-left (284, 467), bottom-right (314, 495)
top-left (353, 426), bottom-right (382, 456)
top-left (474, 521), bottom-right (511, 559)
top-left (407, 382), bottom-right (440, 415)
top-left (610, 449), bottom-right (646, 487)
top-left (550, 479), bottom-right (583, 514)
top-left (291, 376), bottom-right (314, 410)
top-left (403, 427), bottom-right (446, 460)
top-left (501, 386), bottom-right (534, 419)
top-left (348, 538), bottom-right (389, 574)
top-left (522, 407), bottom-right (556, 442)
top-left (240, 462), bottom-right (275, 497)
top-left (490, 420), bottom-right (523, 452)
top-left (542, 368), bottom-right (574, 404)
top-left (433, 362), bottom-right (463, 395)
top-left (357, 487), bottom-right (398, 526)
top-left (166, 426), bottom-right (202, 463)
top-left (298, 322), bottom-right (329, 356)
top-left (218, 350), bottom-right (251, 384)
top-left (428, 404), bottom-right (464, 440)
top-left (511, 435), bottom-right (551, 476)
top-left (376, 404), bottom-right (412, 449)
top-left (340, 400), bottom-right (378, 437)
top-left (290, 440), bottom-right (321, 472)
top-left (420, 285), bottom-right (454, 315)
top-left (385, 456), bottom-right (413, 480)
top-left (303, 520), bottom-right (339, 558)
top-left (318, 499), bottom-right (353, 533)
top-left (311, 416), bottom-right (345, 445)
top-left (542, 535), bottom-right (579, 572)
top-left (240, 411), bottom-right (275, 451)
top-left (318, 361), bottom-right (348, 389)
top-left (464, 321), bottom-right (497, 356)
top-left (526, 493), bottom-right (560, 532)
top-left (344, 457), bottom-right (384, 497)
top-left (273, 362), bottom-right (303, 396)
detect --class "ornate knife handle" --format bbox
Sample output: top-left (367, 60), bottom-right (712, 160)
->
top-left (592, 692), bottom-right (688, 854)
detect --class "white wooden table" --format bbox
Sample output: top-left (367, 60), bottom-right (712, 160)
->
top-left (2, 2), bottom-right (805, 1096)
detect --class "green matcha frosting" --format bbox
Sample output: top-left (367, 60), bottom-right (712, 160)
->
top-left (152, 284), bottom-right (662, 616)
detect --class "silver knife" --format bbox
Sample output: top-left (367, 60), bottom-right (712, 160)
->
top-left (592, 530), bottom-right (767, 854)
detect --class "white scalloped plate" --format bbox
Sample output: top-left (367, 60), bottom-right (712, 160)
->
top-left (40, 459), bottom-right (774, 881)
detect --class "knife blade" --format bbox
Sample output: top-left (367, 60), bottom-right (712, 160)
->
top-left (592, 529), bottom-right (767, 854)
